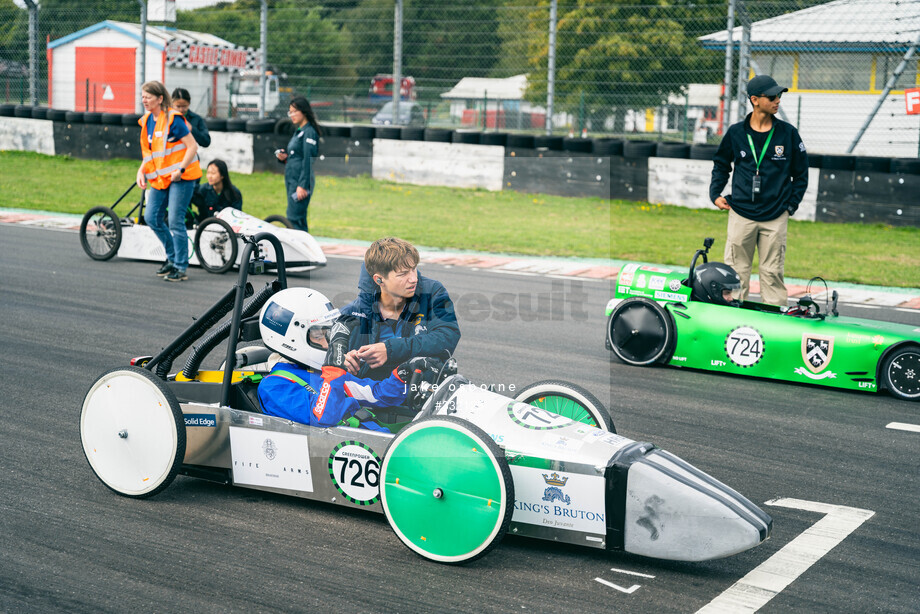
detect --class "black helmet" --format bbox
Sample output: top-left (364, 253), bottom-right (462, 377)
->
top-left (692, 262), bottom-right (741, 306)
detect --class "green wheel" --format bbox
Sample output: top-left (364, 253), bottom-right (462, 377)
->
top-left (380, 416), bottom-right (514, 564)
top-left (515, 380), bottom-right (615, 432)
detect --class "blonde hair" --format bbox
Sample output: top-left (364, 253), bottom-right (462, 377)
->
top-left (365, 237), bottom-right (420, 278)
top-left (141, 80), bottom-right (171, 111)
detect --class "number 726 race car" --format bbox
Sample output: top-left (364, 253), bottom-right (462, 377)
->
top-left (80, 233), bottom-right (772, 564)
top-left (606, 238), bottom-right (920, 402)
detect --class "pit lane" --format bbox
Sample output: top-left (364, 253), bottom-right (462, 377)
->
top-left (1, 222), bottom-right (917, 613)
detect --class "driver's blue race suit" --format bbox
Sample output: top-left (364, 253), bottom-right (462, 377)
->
top-left (258, 362), bottom-right (408, 432)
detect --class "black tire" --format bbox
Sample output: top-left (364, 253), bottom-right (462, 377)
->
top-left (533, 135), bottom-right (564, 150)
top-left (323, 125), bottom-right (351, 138)
top-left (246, 118), bottom-right (276, 133)
top-left (121, 113), bottom-right (142, 126)
top-left (400, 127), bottom-right (425, 141)
top-left (891, 158), bottom-right (920, 175)
top-left (452, 131), bottom-right (480, 144)
top-left (854, 156), bottom-right (891, 172)
top-left (689, 144), bottom-right (719, 160)
top-left (14, 105), bottom-right (33, 118)
top-left (47, 109), bottom-right (69, 122)
top-left (821, 154), bottom-right (855, 171)
top-left (506, 134), bottom-right (535, 149)
top-left (607, 297), bottom-right (675, 366)
top-left (424, 128), bottom-right (452, 143)
top-left (351, 125), bottom-right (376, 140)
top-left (515, 380), bottom-right (615, 432)
top-left (30, 107), bottom-right (49, 120)
top-left (480, 132), bottom-right (508, 146)
top-left (101, 112), bottom-right (123, 125)
top-left (0, 104), bottom-right (15, 117)
top-left (65, 111), bottom-right (84, 123)
top-left (623, 140), bottom-right (657, 158)
top-left (83, 112), bottom-right (103, 124)
top-left (656, 142), bottom-right (690, 159)
top-left (563, 137), bottom-right (593, 153)
top-left (593, 139), bottom-right (624, 155)
top-left (206, 117), bottom-right (227, 132)
top-left (80, 366), bottom-right (186, 498)
top-left (380, 415), bottom-right (514, 564)
top-left (80, 206), bottom-right (122, 261)
top-left (226, 118), bottom-right (247, 132)
top-left (264, 214), bottom-right (293, 228)
top-left (881, 345), bottom-right (920, 401)
top-left (376, 126), bottom-right (402, 140)
top-left (807, 153), bottom-right (824, 169)
top-left (194, 217), bottom-right (238, 274)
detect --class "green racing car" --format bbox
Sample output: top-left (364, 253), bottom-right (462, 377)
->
top-left (605, 238), bottom-right (920, 402)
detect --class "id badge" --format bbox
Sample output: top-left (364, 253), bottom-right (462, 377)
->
top-left (752, 174), bottom-right (762, 195)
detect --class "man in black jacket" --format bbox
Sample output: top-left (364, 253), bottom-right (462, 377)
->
top-left (710, 75), bottom-right (808, 306)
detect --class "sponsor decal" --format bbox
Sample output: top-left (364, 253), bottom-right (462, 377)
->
top-left (654, 291), bottom-right (684, 302)
top-left (184, 413), bottom-right (216, 428)
top-left (262, 301), bottom-right (293, 335)
top-left (328, 441), bottom-right (380, 505)
top-left (314, 382), bottom-right (332, 420)
top-left (640, 265), bottom-right (672, 273)
top-left (648, 276), bottom-right (666, 291)
top-left (248, 415), bottom-right (263, 426)
top-left (619, 263), bottom-right (639, 286)
top-left (846, 332), bottom-right (870, 345)
top-left (540, 433), bottom-right (585, 453)
top-left (508, 402), bottom-right (574, 430)
top-left (672, 355), bottom-right (687, 361)
top-left (636, 274), bottom-right (647, 289)
top-left (725, 326), bottom-right (764, 367)
top-left (872, 335), bottom-right (885, 347)
top-left (510, 467), bottom-right (605, 535)
top-left (617, 285), bottom-right (630, 296)
top-left (229, 427), bottom-right (313, 492)
top-left (668, 278), bottom-right (683, 292)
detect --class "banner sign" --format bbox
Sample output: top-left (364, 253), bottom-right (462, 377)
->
top-left (165, 39), bottom-right (260, 72)
top-left (906, 87), bottom-right (920, 115)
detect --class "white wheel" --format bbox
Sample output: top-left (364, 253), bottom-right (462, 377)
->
top-left (515, 380), bottom-right (614, 432)
top-left (80, 367), bottom-right (186, 498)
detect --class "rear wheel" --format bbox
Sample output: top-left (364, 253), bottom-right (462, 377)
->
top-left (264, 214), bottom-right (293, 229)
top-left (194, 217), bottom-right (238, 274)
top-left (882, 346), bottom-right (920, 401)
top-left (515, 380), bottom-right (614, 432)
top-left (607, 298), bottom-right (674, 366)
top-left (80, 367), bottom-right (186, 498)
top-left (380, 416), bottom-right (514, 564)
top-left (80, 206), bottom-right (122, 261)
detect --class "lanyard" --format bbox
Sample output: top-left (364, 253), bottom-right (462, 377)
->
top-left (746, 126), bottom-right (775, 175)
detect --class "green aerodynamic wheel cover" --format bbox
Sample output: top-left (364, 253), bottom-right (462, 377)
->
top-left (526, 395), bottom-right (597, 427)
top-left (382, 423), bottom-right (507, 561)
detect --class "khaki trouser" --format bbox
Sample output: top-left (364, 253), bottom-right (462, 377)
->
top-left (724, 209), bottom-right (789, 306)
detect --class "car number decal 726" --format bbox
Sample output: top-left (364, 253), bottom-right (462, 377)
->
top-left (725, 326), bottom-right (765, 368)
top-left (328, 441), bottom-right (381, 505)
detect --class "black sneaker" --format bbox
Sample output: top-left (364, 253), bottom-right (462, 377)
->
top-left (156, 262), bottom-right (176, 277)
top-left (164, 269), bottom-right (188, 282)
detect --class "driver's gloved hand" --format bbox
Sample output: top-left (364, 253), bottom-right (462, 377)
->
top-left (396, 357), bottom-right (444, 410)
top-left (322, 316), bottom-right (360, 381)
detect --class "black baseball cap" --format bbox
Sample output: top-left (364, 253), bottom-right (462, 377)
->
top-left (746, 75), bottom-right (788, 97)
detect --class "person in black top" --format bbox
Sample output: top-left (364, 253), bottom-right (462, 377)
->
top-left (275, 96), bottom-right (321, 233)
top-left (192, 159), bottom-right (242, 220)
top-left (171, 88), bottom-right (211, 148)
top-left (709, 75), bottom-right (808, 306)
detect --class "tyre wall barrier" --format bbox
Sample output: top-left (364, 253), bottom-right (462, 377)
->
top-left (2, 113), bottom-right (918, 227)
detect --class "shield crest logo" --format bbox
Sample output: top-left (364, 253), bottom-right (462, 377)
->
top-left (802, 334), bottom-right (834, 373)
top-left (775, 145), bottom-right (785, 157)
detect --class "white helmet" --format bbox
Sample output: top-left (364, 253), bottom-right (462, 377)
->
top-left (259, 288), bottom-right (341, 369)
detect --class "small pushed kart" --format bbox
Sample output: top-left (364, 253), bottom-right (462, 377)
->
top-left (80, 235), bottom-right (772, 564)
top-left (79, 183), bottom-right (326, 274)
top-left (605, 238), bottom-right (920, 401)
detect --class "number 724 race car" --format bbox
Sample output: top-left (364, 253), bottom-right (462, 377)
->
top-left (605, 238), bottom-right (920, 402)
top-left (80, 233), bottom-right (772, 565)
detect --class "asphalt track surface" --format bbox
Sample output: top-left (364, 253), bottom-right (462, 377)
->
top-left (1, 222), bottom-right (918, 613)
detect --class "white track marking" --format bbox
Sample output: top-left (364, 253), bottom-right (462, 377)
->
top-left (594, 578), bottom-right (641, 593)
top-left (886, 422), bottom-right (920, 433)
top-left (696, 498), bottom-right (874, 614)
top-left (609, 567), bottom-right (656, 579)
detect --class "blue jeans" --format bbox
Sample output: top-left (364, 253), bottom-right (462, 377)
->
top-left (144, 180), bottom-right (195, 271)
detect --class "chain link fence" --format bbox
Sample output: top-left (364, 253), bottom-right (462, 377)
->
top-left (1, 0), bottom-right (918, 155)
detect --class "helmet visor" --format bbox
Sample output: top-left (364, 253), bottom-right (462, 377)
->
top-left (307, 324), bottom-right (332, 350)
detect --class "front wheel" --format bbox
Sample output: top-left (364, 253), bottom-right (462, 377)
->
top-left (264, 214), bottom-right (293, 229)
top-left (194, 217), bottom-right (238, 274)
top-left (80, 366), bottom-right (186, 498)
top-left (515, 380), bottom-right (614, 432)
top-left (80, 206), bottom-right (122, 261)
top-left (380, 416), bottom-right (514, 564)
top-left (607, 297), bottom-right (674, 366)
top-left (882, 346), bottom-right (920, 401)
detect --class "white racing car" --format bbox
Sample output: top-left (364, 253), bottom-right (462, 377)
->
top-left (80, 233), bottom-right (772, 564)
top-left (79, 184), bottom-right (326, 273)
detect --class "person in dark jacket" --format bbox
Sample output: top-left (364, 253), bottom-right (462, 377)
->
top-left (191, 159), bottom-right (242, 220)
top-left (339, 237), bottom-right (461, 381)
top-left (275, 96), bottom-right (321, 233)
top-left (171, 88), bottom-right (211, 148)
top-left (710, 74), bottom-right (808, 306)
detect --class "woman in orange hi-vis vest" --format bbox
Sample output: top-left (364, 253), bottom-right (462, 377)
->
top-left (136, 81), bottom-right (201, 282)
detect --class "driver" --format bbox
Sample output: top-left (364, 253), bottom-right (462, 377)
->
top-left (691, 262), bottom-right (742, 307)
top-left (257, 288), bottom-right (436, 432)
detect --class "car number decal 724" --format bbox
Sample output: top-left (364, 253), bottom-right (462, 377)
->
top-left (725, 326), bottom-right (765, 368)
